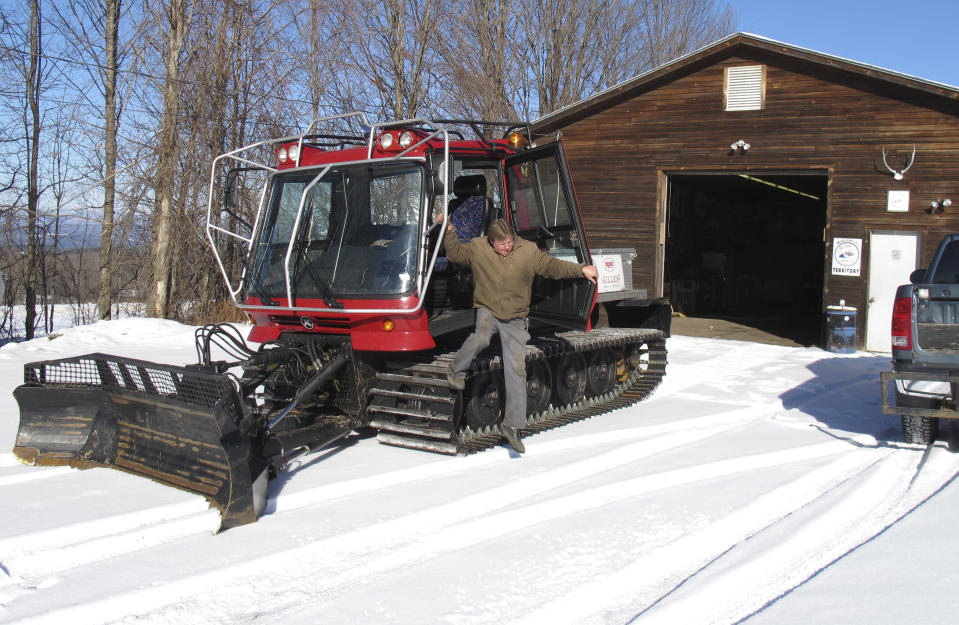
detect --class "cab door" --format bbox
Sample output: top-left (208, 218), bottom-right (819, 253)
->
top-left (504, 143), bottom-right (596, 330)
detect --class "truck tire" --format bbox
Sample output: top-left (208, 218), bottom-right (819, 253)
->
top-left (896, 389), bottom-right (939, 445)
top-left (901, 414), bottom-right (938, 445)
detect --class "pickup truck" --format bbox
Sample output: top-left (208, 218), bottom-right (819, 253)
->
top-left (881, 233), bottom-right (959, 444)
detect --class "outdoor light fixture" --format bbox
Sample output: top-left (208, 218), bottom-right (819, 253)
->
top-left (930, 198), bottom-right (952, 213)
top-left (730, 139), bottom-right (750, 153)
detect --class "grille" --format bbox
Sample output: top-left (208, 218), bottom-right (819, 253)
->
top-left (23, 353), bottom-right (237, 412)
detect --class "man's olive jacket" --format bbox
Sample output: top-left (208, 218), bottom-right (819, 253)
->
top-left (443, 225), bottom-right (586, 320)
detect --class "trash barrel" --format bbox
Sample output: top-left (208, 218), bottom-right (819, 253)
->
top-left (825, 303), bottom-right (856, 353)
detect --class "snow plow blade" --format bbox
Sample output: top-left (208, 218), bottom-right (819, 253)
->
top-left (12, 353), bottom-right (265, 531)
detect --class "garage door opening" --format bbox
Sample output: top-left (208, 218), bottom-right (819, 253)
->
top-left (664, 173), bottom-right (828, 346)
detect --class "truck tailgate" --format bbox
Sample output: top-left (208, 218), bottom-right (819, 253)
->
top-left (917, 286), bottom-right (959, 350)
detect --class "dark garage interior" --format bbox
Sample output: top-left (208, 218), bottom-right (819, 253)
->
top-left (665, 173), bottom-right (828, 346)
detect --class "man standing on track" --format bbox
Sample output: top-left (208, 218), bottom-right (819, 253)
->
top-left (441, 216), bottom-right (598, 453)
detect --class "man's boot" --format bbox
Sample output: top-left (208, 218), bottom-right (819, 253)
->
top-left (502, 425), bottom-right (525, 454)
top-left (446, 366), bottom-right (466, 391)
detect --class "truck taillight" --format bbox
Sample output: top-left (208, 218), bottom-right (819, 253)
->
top-left (891, 296), bottom-right (912, 350)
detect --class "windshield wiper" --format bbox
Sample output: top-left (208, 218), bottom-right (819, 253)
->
top-left (307, 264), bottom-right (344, 309)
top-left (291, 243), bottom-right (343, 309)
top-left (249, 280), bottom-right (278, 306)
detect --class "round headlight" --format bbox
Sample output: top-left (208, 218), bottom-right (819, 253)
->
top-left (287, 143), bottom-right (300, 162)
top-left (277, 146), bottom-right (288, 163)
top-left (378, 132), bottom-right (394, 150)
top-left (398, 131), bottom-right (414, 148)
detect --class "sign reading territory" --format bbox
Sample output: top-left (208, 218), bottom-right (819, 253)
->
top-left (831, 238), bottom-right (863, 276)
top-left (592, 254), bottom-right (626, 293)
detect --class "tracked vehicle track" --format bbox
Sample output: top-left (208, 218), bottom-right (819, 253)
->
top-left (368, 328), bottom-right (667, 453)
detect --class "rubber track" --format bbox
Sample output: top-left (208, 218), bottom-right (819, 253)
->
top-left (368, 327), bottom-right (667, 454)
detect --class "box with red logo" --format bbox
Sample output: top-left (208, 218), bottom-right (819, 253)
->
top-left (590, 248), bottom-right (636, 295)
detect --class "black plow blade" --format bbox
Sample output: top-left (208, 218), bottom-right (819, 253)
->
top-left (12, 353), bottom-right (266, 531)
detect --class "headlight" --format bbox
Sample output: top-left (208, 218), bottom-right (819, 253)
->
top-left (277, 146), bottom-right (288, 163)
top-left (287, 143), bottom-right (300, 162)
top-left (398, 131), bottom-right (414, 148)
top-left (378, 132), bottom-right (394, 150)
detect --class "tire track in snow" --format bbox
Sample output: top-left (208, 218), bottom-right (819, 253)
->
top-left (635, 445), bottom-right (959, 625)
top-left (0, 338), bottom-right (786, 589)
top-left (510, 444), bottom-right (959, 625)
top-left (262, 437), bottom-right (878, 625)
top-left (9, 408), bottom-right (766, 625)
top-left (656, 341), bottom-right (782, 397)
top-left (267, 406), bottom-right (765, 516)
top-left (1, 406), bottom-right (759, 587)
top-left (0, 500), bottom-right (217, 564)
top-left (1, 509), bottom-right (220, 581)
top-left (0, 466), bottom-right (72, 487)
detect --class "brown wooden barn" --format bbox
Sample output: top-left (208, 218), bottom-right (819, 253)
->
top-left (532, 33), bottom-right (959, 352)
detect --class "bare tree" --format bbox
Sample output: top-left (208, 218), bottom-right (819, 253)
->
top-left (436, 0), bottom-right (518, 122)
top-left (295, 0), bottom-right (336, 123)
top-left (99, 0), bottom-right (121, 319)
top-left (23, 0), bottom-right (44, 339)
top-left (0, 0), bottom-right (737, 334)
top-left (46, 0), bottom-right (137, 320)
top-left (336, 0), bottom-right (445, 119)
top-left (631, 0), bottom-right (734, 73)
top-left (146, 0), bottom-right (191, 318)
top-left (439, 0), bottom-right (734, 120)
top-left (511, 0), bottom-right (638, 118)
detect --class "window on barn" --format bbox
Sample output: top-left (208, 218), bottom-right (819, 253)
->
top-left (725, 65), bottom-right (765, 111)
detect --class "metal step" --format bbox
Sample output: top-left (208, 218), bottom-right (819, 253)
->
top-left (370, 419), bottom-right (455, 440)
top-left (367, 387), bottom-right (456, 404)
top-left (375, 372), bottom-right (450, 387)
top-left (367, 403), bottom-right (453, 422)
top-left (376, 432), bottom-right (461, 454)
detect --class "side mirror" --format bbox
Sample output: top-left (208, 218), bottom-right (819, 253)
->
top-left (428, 155), bottom-right (446, 196)
top-left (910, 268), bottom-right (927, 283)
top-left (224, 170), bottom-right (239, 211)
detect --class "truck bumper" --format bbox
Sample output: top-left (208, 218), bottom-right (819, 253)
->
top-left (881, 369), bottom-right (959, 418)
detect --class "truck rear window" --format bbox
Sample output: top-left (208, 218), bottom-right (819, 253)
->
top-left (930, 241), bottom-right (959, 283)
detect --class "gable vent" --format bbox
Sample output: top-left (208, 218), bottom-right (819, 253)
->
top-left (725, 65), bottom-right (765, 111)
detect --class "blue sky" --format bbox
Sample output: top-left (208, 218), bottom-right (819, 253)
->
top-left (730, 0), bottom-right (958, 87)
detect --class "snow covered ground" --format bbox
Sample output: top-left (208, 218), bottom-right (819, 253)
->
top-left (0, 318), bottom-right (957, 625)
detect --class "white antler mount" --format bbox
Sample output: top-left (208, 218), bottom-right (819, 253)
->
top-left (881, 145), bottom-right (916, 181)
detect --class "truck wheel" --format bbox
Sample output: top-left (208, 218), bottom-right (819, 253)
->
top-left (901, 414), bottom-right (938, 445)
top-left (948, 419), bottom-right (959, 452)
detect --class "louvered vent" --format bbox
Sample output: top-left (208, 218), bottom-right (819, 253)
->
top-left (725, 65), bottom-right (764, 111)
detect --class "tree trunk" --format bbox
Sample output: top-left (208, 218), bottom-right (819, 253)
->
top-left (99, 0), bottom-right (121, 320)
top-left (24, 0), bottom-right (42, 339)
top-left (147, 0), bottom-right (188, 319)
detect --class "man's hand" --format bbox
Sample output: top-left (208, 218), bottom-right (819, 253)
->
top-left (582, 265), bottom-right (598, 284)
top-left (435, 212), bottom-right (453, 231)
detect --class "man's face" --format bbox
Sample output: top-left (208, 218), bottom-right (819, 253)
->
top-left (492, 237), bottom-right (514, 257)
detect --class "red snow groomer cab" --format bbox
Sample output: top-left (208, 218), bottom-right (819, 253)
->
top-left (13, 113), bottom-right (668, 530)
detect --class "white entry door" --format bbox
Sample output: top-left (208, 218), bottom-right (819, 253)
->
top-left (866, 231), bottom-right (919, 352)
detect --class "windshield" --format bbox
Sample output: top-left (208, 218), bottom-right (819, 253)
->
top-left (248, 162), bottom-right (423, 302)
